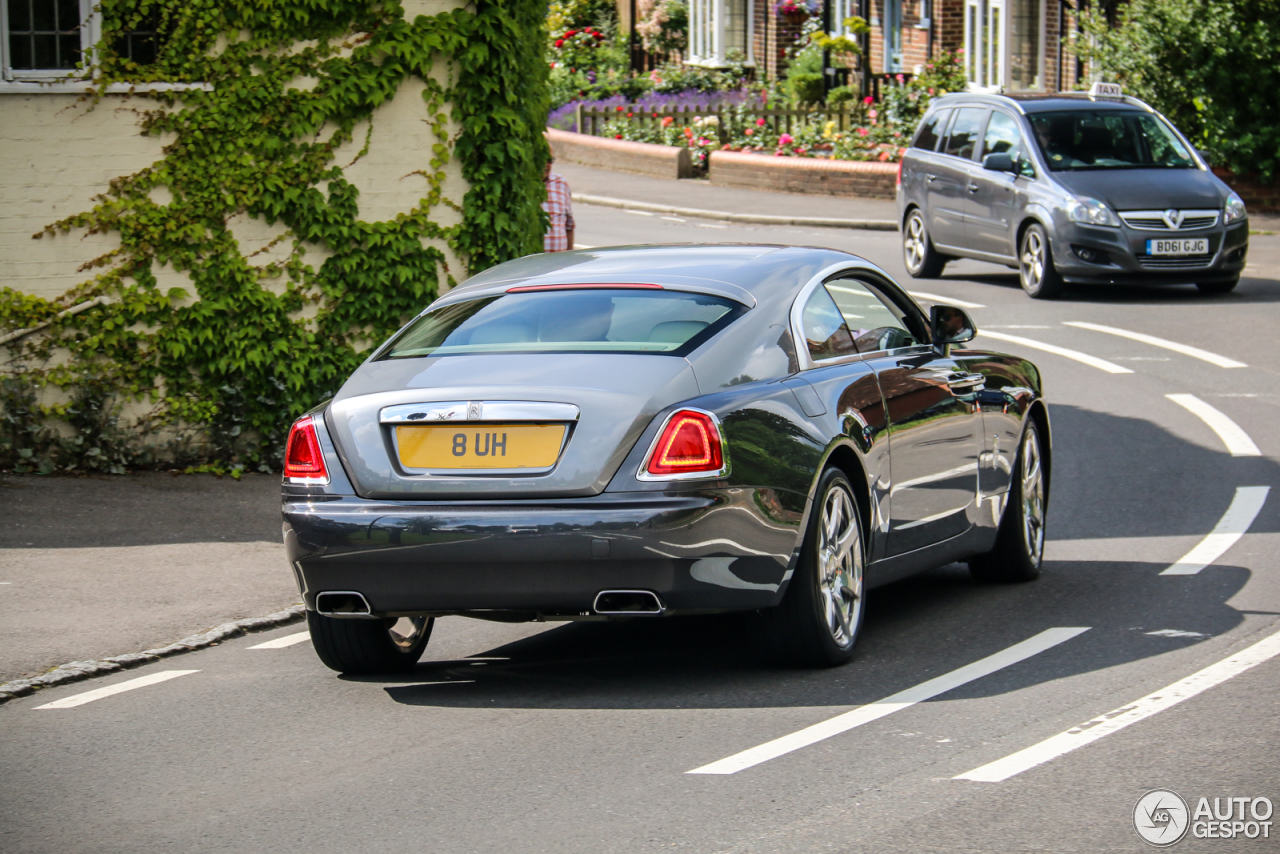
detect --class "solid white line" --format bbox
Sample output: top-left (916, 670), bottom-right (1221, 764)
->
top-left (1161, 486), bottom-right (1270, 575)
top-left (907, 291), bottom-right (986, 309)
top-left (661, 216), bottom-right (687, 223)
top-left (1063, 322), bottom-right (1247, 368)
top-left (687, 627), bottom-right (1090, 775)
top-left (955, 626), bottom-right (1280, 782)
top-left (977, 331), bottom-right (1133, 374)
top-left (1165, 394), bottom-right (1261, 456)
top-left (246, 631), bottom-right (311, 649)
top-left (34, 670), bottom-right (199, 709)
top-left (622, 209), bottom-right (655, 216)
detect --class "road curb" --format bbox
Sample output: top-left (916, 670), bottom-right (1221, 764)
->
top-left (0, 604), bottom-right (306, 705)
top-left (572, 193), bottom-right (900, 231)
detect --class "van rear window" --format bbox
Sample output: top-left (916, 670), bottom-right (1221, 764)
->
top-left (380, 289), bottom-right (744, 358)
top-left (912, 109), bottom-right (951, 151)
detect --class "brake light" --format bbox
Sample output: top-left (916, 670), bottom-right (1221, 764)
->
top-left (645, 410), bottom-right (725, 477)
top-left (284, 416), bottom-right (329, 481)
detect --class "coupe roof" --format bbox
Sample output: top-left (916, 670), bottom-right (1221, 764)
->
top-left (448, 244), bottom-right (873, 310)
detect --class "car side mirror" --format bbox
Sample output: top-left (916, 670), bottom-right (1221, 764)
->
top-left (982, 152), bottom-right (1015, 173)
top-left (1195, 147), bottom-right (1213, 167)
top-left (931, 304), bottom-right (976, 356)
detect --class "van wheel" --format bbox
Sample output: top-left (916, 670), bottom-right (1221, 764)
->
top-left (903, 209), bottom-right (947, 278)
top-left (1019, 224), bottom-right (1065, 299)
top-left (308, 612), bottom-right (433, 674)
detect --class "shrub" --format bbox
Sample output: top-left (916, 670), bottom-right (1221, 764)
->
top-left (1077, 0), bottom-right (1280, 182)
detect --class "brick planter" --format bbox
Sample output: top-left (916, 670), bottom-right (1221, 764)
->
top-left (546, 128), bottom-right (693, 180)
top-left (709, 151), bottom-right (899, 200)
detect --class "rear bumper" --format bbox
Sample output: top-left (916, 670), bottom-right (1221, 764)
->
top-left (283, 488), bottom-right (806, 616)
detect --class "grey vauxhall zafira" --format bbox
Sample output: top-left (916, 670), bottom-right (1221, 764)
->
top-left (897, 86), bottom-right (1249, 299)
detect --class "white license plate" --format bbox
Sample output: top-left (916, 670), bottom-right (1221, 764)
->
top-left (1146, 238), bottom-right (1208, 256)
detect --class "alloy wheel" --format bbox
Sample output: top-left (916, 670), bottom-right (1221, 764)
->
top-left (385, 616), bottom-right (430, 651)
top-left (1021, 229), bottom-right (1045, 291)
top-left (904, 213), bottom-right (927, 273)
top-left (816, 484), bottom-right (864, 648)
top-left (1020, 428), bottom-right (1046, 564)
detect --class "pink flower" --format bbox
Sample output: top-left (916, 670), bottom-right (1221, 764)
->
top-left (863, 96), bottom-right (874, 105)
top-left (661, 116), bottom-right (674, 127)
top-left (896, 74), bottom-right (905, 83)
top-left (928, 87), bottom-right (935, 95)
top-left (744, 128), bottom-right (754, 136)
top-left (868, 109), bottom-right (878, 119)
top-left (756, 117), bottom-right (767, 126)
top-left (697, 137), bottom-right (710, 146)
top-left (779, 133), bottom-right (794, 144)
top-left (857, 127), bottom-right (869, 137)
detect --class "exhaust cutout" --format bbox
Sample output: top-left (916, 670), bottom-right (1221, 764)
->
top-left (316, 591), bottom-right (375, 618)
top-left (593, 589), bottom-right (664, 615)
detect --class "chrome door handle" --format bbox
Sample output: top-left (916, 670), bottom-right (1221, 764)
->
top-left (926, 174), bottom-right (937, 182)
top-left (967, 183), bottom-right (980, 193)
top-left (947, 372), bottom-right (986, 390)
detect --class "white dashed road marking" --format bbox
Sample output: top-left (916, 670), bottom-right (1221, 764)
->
top-left (33, 670), bottom-right (199, 710)
top-left (1161, 486), bottom-right (1270, 575)
top-left (687, 627), bottom-right (1090, 775)
top-left (907, 291), bottom-right (986, 309)
top-left (246, 631), bottom-right (311, 649)
top-left (977, 331), bottom-right (1133, 374)
top-left (1064, 321), bottom-right (1247, 368)
top-left (955, 626), bottom-right (1280, 782)
top-left (1166, 394), bottom-right (1261, 456)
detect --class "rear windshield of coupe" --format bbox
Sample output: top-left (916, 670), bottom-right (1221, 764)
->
top-left (1028, 110), bottom-right (1196, 171)
top-left (380, 289), bottom-right (744, 358)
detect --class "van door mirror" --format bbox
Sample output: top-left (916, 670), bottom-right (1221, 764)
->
top-left (1195, 148), bottom-right (1213, 167)
top-left (982, 152), bottom-right (1015, 172)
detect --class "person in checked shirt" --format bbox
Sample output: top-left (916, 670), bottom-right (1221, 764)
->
top-left (543, 158), bottom-right (575, 252)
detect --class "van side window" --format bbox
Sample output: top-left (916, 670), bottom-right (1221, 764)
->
top-left (942, 107), bottom-right (988, 161)
top-left (912, 108), bottom-right (951, 151)
top-left (982, 111), bottom-right (1036, 178)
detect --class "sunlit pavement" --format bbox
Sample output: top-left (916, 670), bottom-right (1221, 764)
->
top-left (2, 210), bottom-right (1278, 853)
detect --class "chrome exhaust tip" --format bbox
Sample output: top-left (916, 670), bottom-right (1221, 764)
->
top-left (315, 591), bottom-right (375, 618)
top-left (593, 589), bottom-right (665, 615)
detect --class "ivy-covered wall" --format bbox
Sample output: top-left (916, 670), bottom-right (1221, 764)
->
top-left (0, 0), bottom-right (550, 475)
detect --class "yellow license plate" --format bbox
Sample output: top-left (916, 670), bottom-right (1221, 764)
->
top-left (395, 424), bottom-right (567, 470)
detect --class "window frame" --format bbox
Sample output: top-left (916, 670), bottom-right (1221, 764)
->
top-left (789, 264), bottom-right (932, 372)
top-left (1, 0), bottom-right (97, 82)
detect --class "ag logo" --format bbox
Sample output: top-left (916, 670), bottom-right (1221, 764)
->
top-left (1135, 789), bottom-right (1190, 846)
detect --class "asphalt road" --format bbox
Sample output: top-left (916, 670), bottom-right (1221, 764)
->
top-left (3, 210), bottom-right (1279, 853)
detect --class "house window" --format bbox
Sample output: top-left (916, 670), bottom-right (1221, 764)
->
top-left (2, 0), bottom-right (95, 79)
top-left (687, 0), bottom-right (755, 67)
top-left (963, 0), bottom-right (1042, 90)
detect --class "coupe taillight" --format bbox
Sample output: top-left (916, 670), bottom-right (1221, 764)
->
top-left (284, 416), bottom-right (329, 481)
top-left (645, 410), bottom-right (725, 477)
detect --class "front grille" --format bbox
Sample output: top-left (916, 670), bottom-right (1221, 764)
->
top-left (1137, 256), bottom-right (1214, 269)
top-left (1120, 210), bottom-right (1220, 231)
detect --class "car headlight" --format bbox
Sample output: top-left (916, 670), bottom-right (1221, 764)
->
top-left (1224, 191), bottom-right (1247, 224)
top-left (1066, 197), bottom-right (1121, 227)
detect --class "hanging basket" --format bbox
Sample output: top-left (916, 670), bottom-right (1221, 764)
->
top-left (781, 10), bottom-right (810, 24)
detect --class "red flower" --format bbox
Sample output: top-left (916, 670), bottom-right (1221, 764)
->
top-left (615, 134), bottom-right (623, 139)
top-left (863, 95), bottom-right (874, 104)
top-left (565, 29), bottom-right (577, 37)
top-left (616, 105), bottom-right (624, 111)
top-left (554, 39), bottom-right (564, 47)
top-left (626, 112), bottom-right (634, 117)
top-left (594, 33), bottom-right (605, 40)
top-left (651, 113), bottom-right (658, 118)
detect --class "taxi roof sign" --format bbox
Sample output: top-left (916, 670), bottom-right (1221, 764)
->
top-left (1089, 81), bottom-right (1124, 99)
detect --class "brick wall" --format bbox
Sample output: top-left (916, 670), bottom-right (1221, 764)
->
top-left (710, 150), bottom-right (898, 198)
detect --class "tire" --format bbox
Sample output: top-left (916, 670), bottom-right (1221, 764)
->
top-left (1018, 223), bottom-right (1065, 299)
top-left (1197, 277), bottom-right (1239, 294)
top-left (903, 209), bottom-right (947, 279)
top-left (307, 611), bottom-right (433, 674)
top-left (969, 420), bottom-right (1047, 583)
top-left (759, 468), bottom-right (866, 667)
